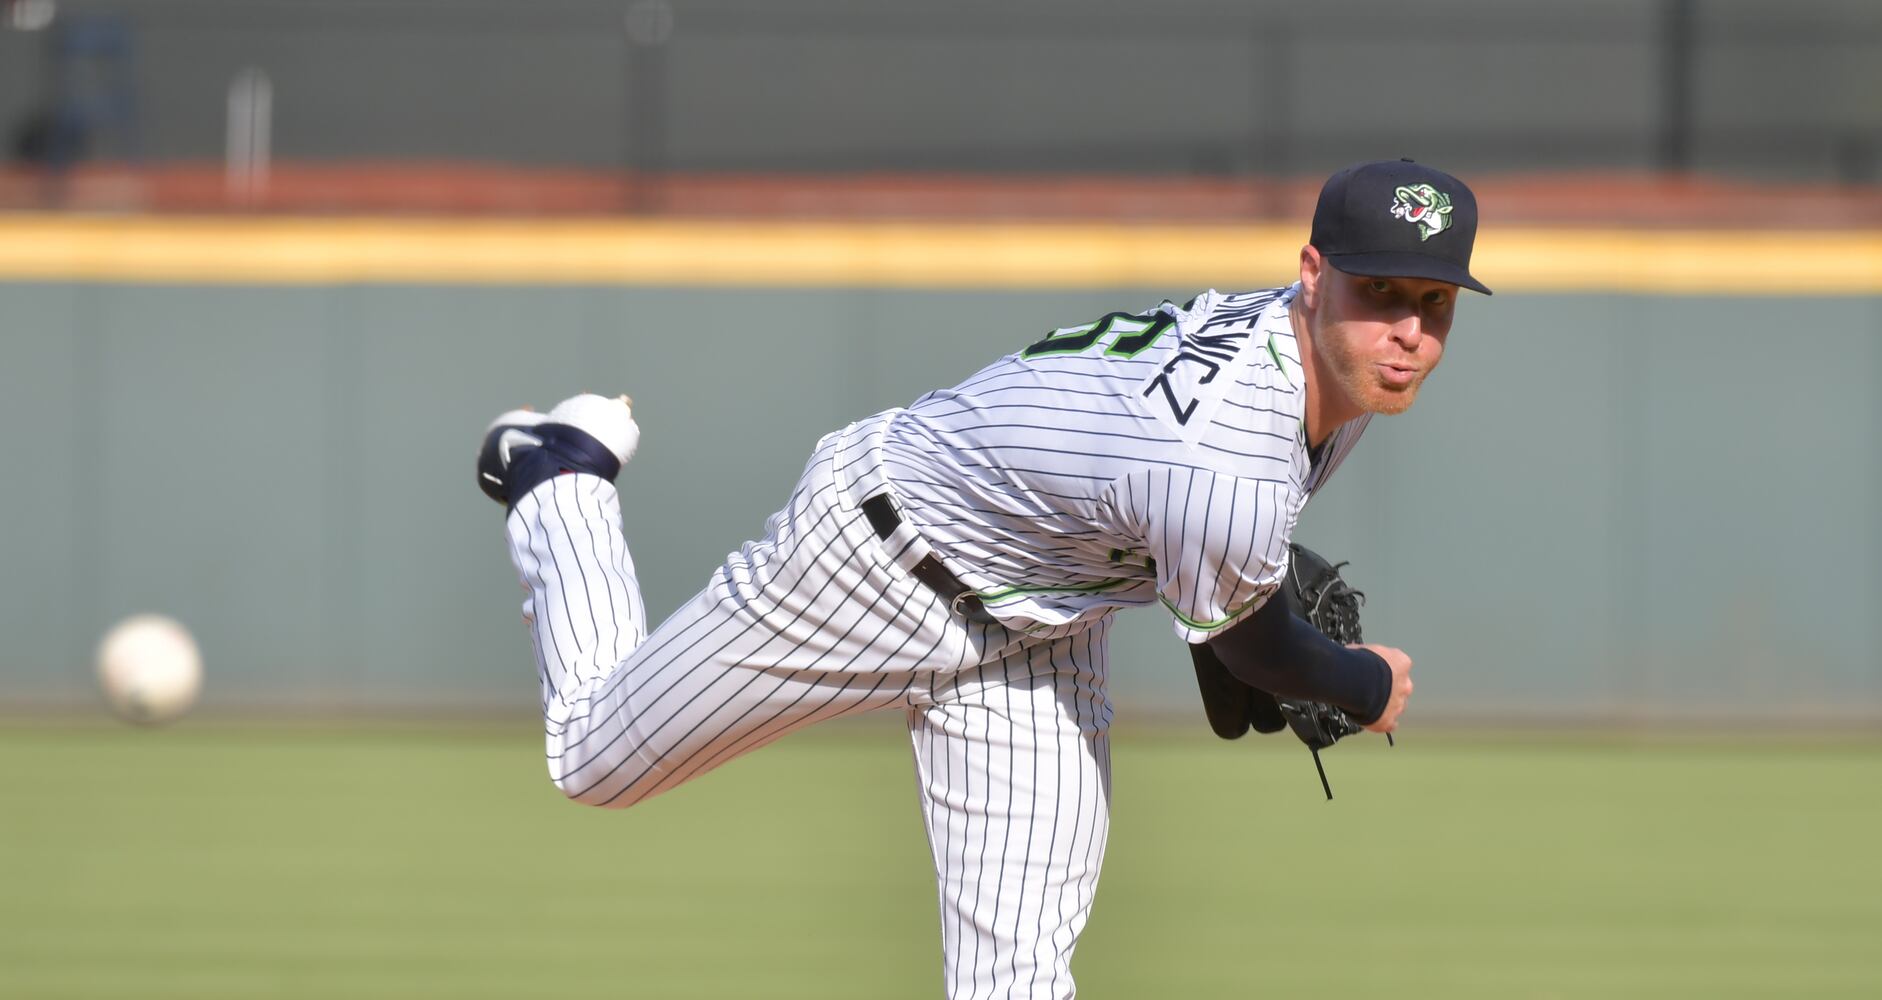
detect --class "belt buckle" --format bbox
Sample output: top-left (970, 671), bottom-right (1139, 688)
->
top-left (951, 590), bottom-right (996, 625)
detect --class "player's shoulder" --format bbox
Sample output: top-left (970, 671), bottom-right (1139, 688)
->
top-left (1165, 285), bottom-right (1293, 332)
top-left (1139, 284), bottom-right (1305, 462)
top-left (1161, 285), bottom-right (1303, 391)
top-left (1194, 284), bottom-right (1304, 397)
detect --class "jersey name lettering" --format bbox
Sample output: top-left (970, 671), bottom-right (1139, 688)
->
top-left (1139, 324), bottom-right (1257, 441)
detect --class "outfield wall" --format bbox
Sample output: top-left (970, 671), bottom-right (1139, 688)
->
top-left (1, 220), bottom-right (1877, 720)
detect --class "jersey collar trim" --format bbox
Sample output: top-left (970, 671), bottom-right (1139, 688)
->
top-left (1261, 283), bottom-right (1305, 391)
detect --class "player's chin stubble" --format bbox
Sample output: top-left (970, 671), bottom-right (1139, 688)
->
top-left (1323, 341), bottom-right (1426, 416)
top-left (1362, 371), bottom-right (1423, 415)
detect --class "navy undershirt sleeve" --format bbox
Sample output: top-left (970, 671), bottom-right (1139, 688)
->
top-left (1203, 593), bottom-right (1392, 724)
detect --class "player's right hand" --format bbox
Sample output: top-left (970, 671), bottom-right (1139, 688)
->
top-left (1353, 644), bottom-right (1413, 733)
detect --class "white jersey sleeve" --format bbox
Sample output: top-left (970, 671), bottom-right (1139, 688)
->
top-left (1120, 465), bottom-right (1295, 644)
top-left (1116, 288), bottom-right (1326, 644)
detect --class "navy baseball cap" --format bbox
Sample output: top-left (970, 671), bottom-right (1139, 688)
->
top-left (1309, 159), bottom-right (1492, 295)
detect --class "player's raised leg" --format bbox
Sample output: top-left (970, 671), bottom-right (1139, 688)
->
top-left (477, 393), bottom-right (647, 723)
top-left (481, 403), bottom-right (984, 810)
top-left (910, 618), bottom-right (1115, 1000)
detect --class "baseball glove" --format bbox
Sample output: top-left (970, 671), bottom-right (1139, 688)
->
top-left (1273, 543), bottom-right (1368, 753)
top-left (1186, 542), bottom-right (1375, 797)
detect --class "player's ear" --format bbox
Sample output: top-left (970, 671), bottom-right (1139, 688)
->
top-left (1299, 245), bottom-right (1324, 309)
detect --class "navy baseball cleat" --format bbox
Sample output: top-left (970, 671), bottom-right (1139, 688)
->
top-left (476, 394), bottom-right (640, 508)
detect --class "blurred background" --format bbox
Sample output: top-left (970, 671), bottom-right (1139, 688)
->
top-left (1, 2), bottom-right (1878, 997)
top-left (2, 0), bottom-right (1877, 719)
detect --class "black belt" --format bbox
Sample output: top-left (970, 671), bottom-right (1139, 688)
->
top-left (861, 494), bottom-right (997, 625)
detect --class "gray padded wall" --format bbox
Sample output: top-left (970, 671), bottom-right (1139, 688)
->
top-left (2, 281), bottom-right (1877, 719)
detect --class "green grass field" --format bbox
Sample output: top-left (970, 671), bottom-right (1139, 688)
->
top-left (2, 718), bottom-right (1878, 999)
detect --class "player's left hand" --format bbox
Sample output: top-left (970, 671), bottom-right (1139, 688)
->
top-left (1354, 642), bottom-right (1413, 733)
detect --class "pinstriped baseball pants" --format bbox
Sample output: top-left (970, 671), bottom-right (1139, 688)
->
top-left (503, 432), bottom-right (1114, 999)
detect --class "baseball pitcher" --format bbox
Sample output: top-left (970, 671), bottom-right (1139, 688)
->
top-left (474, 159), bottom-right (1490, 999)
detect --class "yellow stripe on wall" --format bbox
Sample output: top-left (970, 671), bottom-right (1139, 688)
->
top-left (0, 215), bottom-right (1877, 293)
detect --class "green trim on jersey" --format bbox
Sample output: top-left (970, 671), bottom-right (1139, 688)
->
top-left (1021, 310), bottom-right (1172, 360)
top-left (977, 577), bottom-right (1136, 605)
top-left (1264, 331), bottom-right (1301, 389)
top-left (1160, 590), bottom-right (1270, 632)
top-left (1102, 314), bottom-right (1173, 359)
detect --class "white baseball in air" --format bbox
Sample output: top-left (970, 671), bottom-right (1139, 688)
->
top-left (96, 614), bottom-right (203, 725)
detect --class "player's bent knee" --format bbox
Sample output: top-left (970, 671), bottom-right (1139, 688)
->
top-left (546, 762), bottom-right (664, 810)
top-left (543, 727), bottom-right (671, 809)
top-left (550, 772), bottom-right (632, 809)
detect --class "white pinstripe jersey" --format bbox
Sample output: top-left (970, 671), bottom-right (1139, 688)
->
top-left (840, 282), bottom-right (1371, 644)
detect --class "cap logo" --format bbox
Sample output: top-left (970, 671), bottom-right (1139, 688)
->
top-left (1389, 184), bottom-right (1454, 241)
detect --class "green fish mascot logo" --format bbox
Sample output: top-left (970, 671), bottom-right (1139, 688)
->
top-left (1390, 184), bottom-right (1454, 241)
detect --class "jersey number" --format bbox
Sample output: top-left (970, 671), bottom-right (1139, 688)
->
top-left (1021, 311), bottom-right (1172, 360)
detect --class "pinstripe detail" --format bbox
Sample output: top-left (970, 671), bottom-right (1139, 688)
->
top-left (504, 433), bottom-right (1122, 998)
top-left (875, 283), bottom-right (1358, 642)
top-left (496, 282), bottom-right (1367, 998)
top-left (903, 618), bottom-right (1109, 1000)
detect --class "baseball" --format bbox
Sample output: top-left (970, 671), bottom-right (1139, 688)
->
top-left (96, 614), bottom-right (203, 725)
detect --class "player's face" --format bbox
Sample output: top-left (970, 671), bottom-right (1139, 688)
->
top-left (1304, 261), bottom-right (1455, 416)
